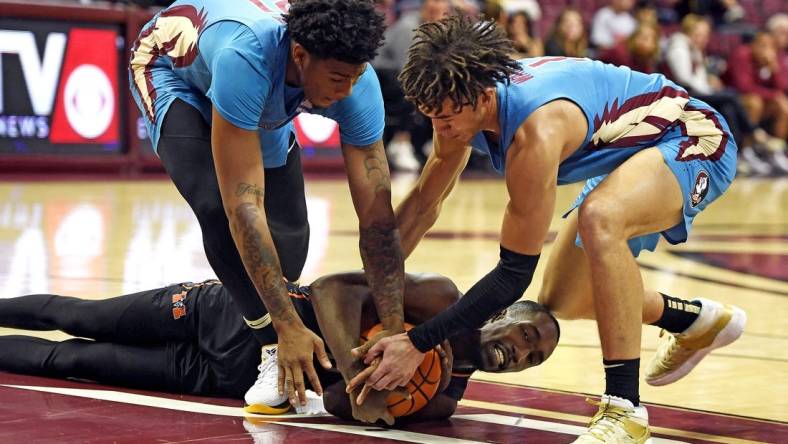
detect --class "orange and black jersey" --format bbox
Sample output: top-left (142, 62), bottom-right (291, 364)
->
top-left (167, 280), bottom-right (467, 401)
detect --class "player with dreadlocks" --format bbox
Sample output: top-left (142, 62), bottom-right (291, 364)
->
top-left (129, 0), bottom-right (405, 422)
top-left (348, 15), bottom-right (745, 443)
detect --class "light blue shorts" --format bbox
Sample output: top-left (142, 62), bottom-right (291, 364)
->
top-left (566, 98), bottom-right (738, 256)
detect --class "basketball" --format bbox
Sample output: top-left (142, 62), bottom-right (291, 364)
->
top-left (360, 323), bottom-right (442, 417)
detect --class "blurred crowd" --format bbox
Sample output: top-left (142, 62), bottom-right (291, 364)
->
top-left (373, 0), bottom-right (788, 177)
top-left (79, 0), bottom-right (788, 176)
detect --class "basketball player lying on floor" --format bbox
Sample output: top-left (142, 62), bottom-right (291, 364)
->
top-left (0, 272), bottom-right (559, 423)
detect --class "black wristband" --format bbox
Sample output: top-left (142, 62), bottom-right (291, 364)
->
top-left (407, 246), bottom-right (540, 352)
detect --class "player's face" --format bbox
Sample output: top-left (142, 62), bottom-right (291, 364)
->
top-left (421, 97), bottom-right (487, 143)
top-left (478, 311), bottom-right (559, 373)
top-left (295, 47), bottom-right (366, 108)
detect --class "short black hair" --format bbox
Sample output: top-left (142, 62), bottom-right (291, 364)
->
top-left (490, 300), bottom-right (561, 342)
top-left (399, 14), bottom-right (521, 114)
top-left (284, 0), bottom-right (386, 64)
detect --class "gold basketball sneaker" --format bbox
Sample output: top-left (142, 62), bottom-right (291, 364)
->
top-left (646, 298), bottom-right (746, 386)
top-left (573, 395), bottom-right (651, 443)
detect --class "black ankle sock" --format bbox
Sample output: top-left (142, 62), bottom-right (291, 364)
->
top-left (651, 293), bottom-right (702, 333)
top-left (604, 358), bottom-right (640, 406)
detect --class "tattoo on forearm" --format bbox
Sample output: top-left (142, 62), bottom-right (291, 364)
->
top-left (236, 183), bottom-right (265, 203)
top-left (363, 148), bottom-right (391, 194)
top-left (233, 202), bottom-right (297, 324)
top-left (359, 221), bottom-right (405, 328)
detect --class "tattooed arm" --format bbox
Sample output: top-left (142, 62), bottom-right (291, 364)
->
top-left (211, 109), bottom-right (330, 405)
top-left (341, 140), bottom-right (405, 332)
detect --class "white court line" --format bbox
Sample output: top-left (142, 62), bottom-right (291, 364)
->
top-left (3, 385), bottom-right (698, 443)
top-left (251, 421), bottom-right (486, 444)
top-left (3, 384), bottom-right (483, 443)
top-left (1, 384), bottom-right (313, 419)
top-left (455, 414), bottom-right (690, 444)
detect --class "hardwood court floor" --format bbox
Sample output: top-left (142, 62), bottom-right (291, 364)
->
top-left (0, 175), bottom-right (786, 443)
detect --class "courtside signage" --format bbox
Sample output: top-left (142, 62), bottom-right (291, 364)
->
top-left (0, 19), bottom-right (122, 155)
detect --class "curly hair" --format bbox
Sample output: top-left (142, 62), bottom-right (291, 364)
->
top-left (399, 14), bottom-right (521, 114)
top-left (284, 0), bottom-right (385, 64)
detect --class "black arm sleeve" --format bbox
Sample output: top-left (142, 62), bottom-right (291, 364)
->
top-left (407, 246), bottom-right (540, 352)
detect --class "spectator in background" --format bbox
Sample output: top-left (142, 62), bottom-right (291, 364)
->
top-left (667, 15), bottom-right (785, 174)
top-left (767, 14), bottom-right (788, 90)
top-left (591, 0), bottom-right (638, 50)
top-left (507, 10), bottom-right (544, 58)
top-left (484, 0), bottom-right (507, 27)
top-left (374, 0), bottom-right (398, 27)
top-left (725, 32), bottom-right (787, 137)
top-left (545, 8), bottom-right (589, 58)
top-left (500, 0), bottom-right (541, 25)
top-left (599, 22), bottom-right (661, 73)
top-left (675, 0), bottom-right (744, 27)
top-left (724, 32), bottom-right (788, 169)
top-left (634, 0), bottom-right (659, 25)
top-left (372, 0), bottom-right (453, 171)
top-left (665, 15), bottom-right (718, 95)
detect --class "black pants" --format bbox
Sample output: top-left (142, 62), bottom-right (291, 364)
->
top-left (694, 90), bottom-right (756, 145)
top-left (157, 100), bottom-right (309, 342)
top-left (0, 284), bottom-right (262, 398)
top-left (376, 68), bottom-right (433, 163)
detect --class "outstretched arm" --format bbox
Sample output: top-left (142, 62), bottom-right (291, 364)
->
top-left (396, 133), bottom-right (471, 258)
top-left (342, 140), bottom-right (405, 332)
top-left (310, 272), bottom-right (394, 425)
top-left (212, 109), bottom-right (330, 406)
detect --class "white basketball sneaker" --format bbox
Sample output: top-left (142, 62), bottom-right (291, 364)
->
top-left (294, 389), bottom-right (327, 415)
top-left (244, 345), bottom-right (290, 414)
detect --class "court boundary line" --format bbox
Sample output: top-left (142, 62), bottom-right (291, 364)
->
top-left (0, 383), bottom-right (776, 444)
top-left (468, 380), bottom-right (788, 426)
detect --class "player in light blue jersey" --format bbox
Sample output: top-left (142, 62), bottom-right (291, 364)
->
top-left (128, 0), bottom-right (405, 420)
top-left (348, 16), bottom-right (746, 442)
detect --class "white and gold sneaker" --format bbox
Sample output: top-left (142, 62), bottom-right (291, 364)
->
top-left (573, 395), bottom-right (651, 443)
top-left (244, 345), bottom-right (290, 414)
top-left (646, 298), bottom-right (746, 386)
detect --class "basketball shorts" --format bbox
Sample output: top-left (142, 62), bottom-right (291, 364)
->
top-left (567, 98), bottom-right (738, 256)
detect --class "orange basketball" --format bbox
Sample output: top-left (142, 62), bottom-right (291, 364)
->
top-left (360, 323), bottom-right (442, 417)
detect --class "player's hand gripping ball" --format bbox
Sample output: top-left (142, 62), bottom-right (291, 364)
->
top-left (360, 323), bottom-right (442, 417)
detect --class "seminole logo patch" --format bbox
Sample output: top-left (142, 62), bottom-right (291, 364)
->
top-left (690, 171), bottom-right (710, 207)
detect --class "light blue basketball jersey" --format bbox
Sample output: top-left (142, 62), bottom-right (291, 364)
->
top-left (129, 0), bottom-right (384, 167)
top-left (470, 57), bottom-right (737, 254)
top-left (470, 57), bottom-right (721, 183)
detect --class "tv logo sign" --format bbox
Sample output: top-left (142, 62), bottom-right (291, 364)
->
top-left (0, 27), bottom-right (119, 143)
